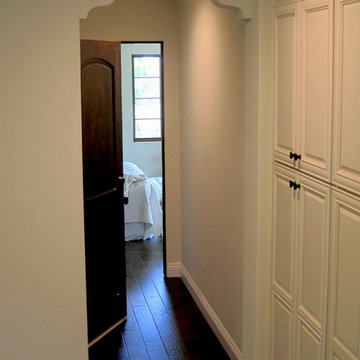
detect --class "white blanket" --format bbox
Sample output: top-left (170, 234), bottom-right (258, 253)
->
top-left (123, 162), bottom-right (147, 197)
top-left (123, 162), bottom-right (163, 238)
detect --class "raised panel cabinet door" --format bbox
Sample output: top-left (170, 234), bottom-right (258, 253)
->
top-left (299, 0), bottom-right (333, 180)
top-left (81, 39), bottom-right (126, 344)
top-left (273, 3), bottom-right (300, 167)
top-left (332, 0), bottom-right (360, 195)
top-left (327, 189), bottom-right (360, 360)
top-left (272, 164), bottom-right (298, 300)
top-left (296, 174), bottom-right (330, 359)
top-left (272, 164), bottom-right (299, 360)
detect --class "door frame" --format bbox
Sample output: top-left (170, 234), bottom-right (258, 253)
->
top-left (121, 41), bottom-right (167, 277)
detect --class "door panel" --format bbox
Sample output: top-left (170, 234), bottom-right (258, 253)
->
top-left (297, 176), bottom-right (330, 330)
top-left (272, 166), bottom-right (297, 299)
top-left (84, 190), bottom-right (126, 341)
top-left (81, 39), bottom-right (126, 343)
top-left (82, 60), bottom-right (117, 198)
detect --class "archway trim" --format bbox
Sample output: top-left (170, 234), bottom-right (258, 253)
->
top-left (211, 0), bottom-right (253, 20)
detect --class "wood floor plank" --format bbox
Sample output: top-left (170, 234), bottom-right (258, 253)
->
top-left (88, 238), bottom-right (230, 360)
top-left (152, 280), bottom-right (174, 309)
top-left (123, 328), bottom-right (149, 360)
top-left (146, 296), bottom-right (187, 357)
top-left (126, 271), bottom-right (147, 307)
top-left (134, 269), bottom-right (159, 299)
top-left (133, 305), bottom-right (168, 354)
top-left (123, 299), bottom-right (138, 331)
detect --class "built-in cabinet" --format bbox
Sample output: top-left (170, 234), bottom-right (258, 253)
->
top-left (271, 0), bottom-right (360, 359)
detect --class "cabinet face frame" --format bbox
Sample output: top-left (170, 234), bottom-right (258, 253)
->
top-left (332, 0), bottom-right (360, 196)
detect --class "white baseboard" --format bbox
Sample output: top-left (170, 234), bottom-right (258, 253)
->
top-left (180, 264), bottom-right (244, 360)
top-left (166, 262), bottom-right (181, 277)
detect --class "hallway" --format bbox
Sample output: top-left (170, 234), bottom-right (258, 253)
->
top-left (89, 238), bottom-right (230, 359)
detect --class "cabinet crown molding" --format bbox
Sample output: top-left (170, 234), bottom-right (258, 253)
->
top-left (211, 0), bottom-right (253, 20)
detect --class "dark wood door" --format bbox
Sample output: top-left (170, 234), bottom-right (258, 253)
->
top-left (80, 39), bottom-right (126, 343)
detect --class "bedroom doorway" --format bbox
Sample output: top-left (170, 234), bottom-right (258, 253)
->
top-left (120, 42), bottom-right (166, 273)
top-left (81, 40), bottom-right (166, 349)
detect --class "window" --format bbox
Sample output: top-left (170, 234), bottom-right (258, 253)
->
top-left (132, 55), bottom-right (162, 141)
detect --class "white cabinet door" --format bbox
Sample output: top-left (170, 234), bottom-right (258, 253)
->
top-left (272, 165), bottom-right (297, 301)
top-left (273, 3), bottom-right (299, 167)
top-left (327, 189), bottom-right (360, 360)
top-left (299, 0), bottom-right (333, 180)
top-left (332, 0), bottom-right (360, 195)
top-left (296, 174), bottom-right (330, 360)
top-left (272, 164), bottom-right (298, 360)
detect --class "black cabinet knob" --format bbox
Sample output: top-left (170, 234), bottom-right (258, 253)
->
top-left (289, 152), bottom-right (302, 161)
top-left (289, 180), bottom-right (301, 190)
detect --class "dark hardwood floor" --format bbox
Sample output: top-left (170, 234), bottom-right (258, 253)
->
top-left (89, 237), bottom-right (230, 360)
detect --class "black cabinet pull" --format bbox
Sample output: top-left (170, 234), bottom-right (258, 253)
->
top-left (289, 152), bottom-right (302, 161)
top-left (289, 180), bottom-right (301, 190)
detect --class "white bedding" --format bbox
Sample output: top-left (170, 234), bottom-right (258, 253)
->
top-left (149, 176), bottom-right (163, 209)
top-left (123, 162), bottom-right (163, 241)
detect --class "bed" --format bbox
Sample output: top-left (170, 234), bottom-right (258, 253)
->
top-left (123, 162), bottom-right (163, 241)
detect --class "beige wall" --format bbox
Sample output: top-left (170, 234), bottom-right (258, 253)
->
top-left (178, 0), bottom-right (245, 350)
top-left (0, 1), bottom-right (113, 359)
top-left (80, 0), bottom-right (182, 266)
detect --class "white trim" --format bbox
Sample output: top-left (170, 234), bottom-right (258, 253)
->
top-left (180, 264), bottom-right (244, 360)
top-left (88, 316), bottom-right (127, 348)
top-left (166, 262), bottom-right (181, 277)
